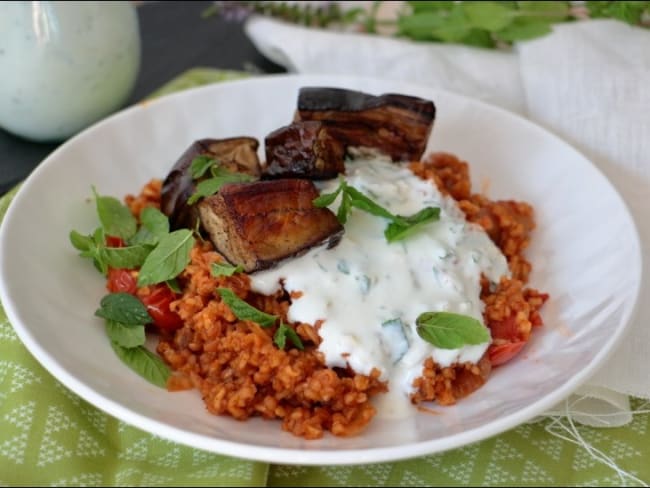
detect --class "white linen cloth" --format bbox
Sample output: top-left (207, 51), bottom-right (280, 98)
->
top-left (245, 15), bottom-right (650, 426)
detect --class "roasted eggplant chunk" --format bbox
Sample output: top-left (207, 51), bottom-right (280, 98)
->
top-left (161, 137), bottom-right (260, 230)
top-left (295, 87), bottom-right (435, 162)
top-left (263, 121), bottom-right (345, 180)
top-left (197, 179), bottom-right (344, 273)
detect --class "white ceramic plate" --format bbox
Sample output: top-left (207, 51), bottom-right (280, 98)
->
top-left (0, 74), bottom-right (642, 465)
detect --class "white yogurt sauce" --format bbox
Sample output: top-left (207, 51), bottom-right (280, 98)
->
top-left (250, 159), bottom-right (509, 417)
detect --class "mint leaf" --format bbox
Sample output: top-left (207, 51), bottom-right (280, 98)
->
top-left (211, 262), bottom-right (244, 277)
top-left (95, 292), bottom-right (152, 325)
top-left (345, 186), bottom-right (396, 220)
top-left (103, 244), bottom-right (152, 269)
top-left (216, 288), bottom-right (278, 328)
top-left (190, 155), bottom-right (217, 179)
top-left (462, 2), bottom-right (514, 31)
top-left (110, 343), bottom-right (171, 388)
top-left (187, 172), bottom-right (254, 205)
top-left (137, 229), bottom-right (195, 287)
top-left (416, 312), bottom-right (490, 349)
top-left (105, 320), bottom-right (146, 348)
top-left (130, 207), bottom-right (169, 246)
top-left (273, 323), bottom-right (304, 350)
top-left (384, 207), bottom-right (440, 242)
top-left (93, 187), bottom-right (137, 240)
top-left (69, 230), bottom-right (93, 251)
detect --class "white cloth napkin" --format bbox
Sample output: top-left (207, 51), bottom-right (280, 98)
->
top-left (245, 15), bottom-right (650, 427)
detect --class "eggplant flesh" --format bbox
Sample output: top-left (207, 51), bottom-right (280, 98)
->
top-left (197, 179), bottom-right (343, 273)
top-left (263, 121), bottom-right (345, 180)
top-left (295, 87), bottom-right (435, 162)
top-left (160, 137), bottom-right (260, 230)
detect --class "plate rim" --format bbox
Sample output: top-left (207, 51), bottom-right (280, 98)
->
top-left (0, 73), bottom-right (643, 465)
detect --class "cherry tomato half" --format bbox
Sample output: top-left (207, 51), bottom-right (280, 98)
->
top-left (105, 235), bottom-right (125, 248)
top-left (107, 268), bottom-right (137, 294)
top-left (488, 341), bottom-right (526, 367)
top-left (138, 284), bottom-right (184, 331)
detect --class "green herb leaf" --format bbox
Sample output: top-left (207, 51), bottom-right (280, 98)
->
top-left (345, 186), bottom-right (396, 220)
top-left (165, 278), bottom-right (182, 294)
top-left (497, 19), bottom-right (552, 41)
top-left (187, 172), bottom-right (254, 205)
top-left (416, 311), bottom-right (490, 349)
top-left (312, 182), bottom-right (344, 208)
top-left (337, 192), bottom-right (352, 224)
top-left (130, 207), bottom-right (170, 246)
top-left (211, 262), bottom-right (244, 277)
top-left (103, 244), bottom-right (152, 269)
top-left (105, 320), bottom-right (146, 348)
top-left (462, 2), bottom-right (515, 31)
top-left (95, 292), bottom-right (152, 325)
top-left (216, 288), bottom-right (278, 328)
top-left (110, 342), bottom-right (171, 388)
top-left (384, 207), bottom-right (441, 242)
top-left (190, 155), bottom-right (218, 179)
top-left (273, 323), bottom-right (304, 350)
top-left (137, 229), bottom-right (195, 287)
top-left (516, 1), bottom-right (569, 19)
top-left (69, 230), bottom-right (94, 251)
top-left (93, 187), bottom-right (137, 240)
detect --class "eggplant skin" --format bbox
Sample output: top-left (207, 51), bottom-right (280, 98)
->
top-left (161, 137), bottom-right (260, 230)
top-left (197, 179), bottom-right (344, 273)
top-left (295, 87), bottom-right (435, 162)
top-left (263, 121), bottom-right (345, 180)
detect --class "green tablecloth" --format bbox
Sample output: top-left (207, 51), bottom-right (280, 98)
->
top-left (1, 70), bottom-right (648, 487)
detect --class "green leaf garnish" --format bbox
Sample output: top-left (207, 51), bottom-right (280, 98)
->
top-left (416, 311), bottom-right (490, 349)
top-left (93, 187), bottom-right (137, 240)
top-left (165, 278), bottom-right (182, 294)
top-left (384, 207), bottom-right (440, 243)
top-left (216, 288), bottom-right (278, 328)
top-left (69, 230), bottom-right (94, 251)
top-left (187, 171), bottom-right (254, 205)
top-left (103, 244), bottom-right (153, 269)
top-left (273, 323), bottom-right (304, 350)
top-left (95, 292), bottom-right (152, 325)
top-left (211, 262), bottom-right (244, 277)
top-left (313, 180), bottom-right (440, 243)
top-left (110, 342), bottom-right (171, 388)
top-left (190, 155), bottom-right (218, 179)
top-left (130, 207), bottom-right (170, 246)
top-left (137, 229), bottom-right (195, 287)
top-left (105, 320), bottom-right (146, 348)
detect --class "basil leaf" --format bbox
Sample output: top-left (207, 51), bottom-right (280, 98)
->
top-left (103, 244), bottom-right (152, 269)
top-left (273, 323), bottom-right (304, 350)
top-left (110, 342), bottom-right (171, 388)
top-left (384, 207), bottom-right (440, 242)
top-left (187, 172), bottom-right (254, 205)
top-left (93, 188), bottom-right (137, 240)
top-left (211, 262), bottom-right (244, 277)
top-left (137, 229), bottom-right (195, 287)
top-left (416, 312), bottom-right (490, 349)
top-left (69, 230), bottom-right (93, 251)
top-left (345, 186), bottom-right (396, 220)
top-left (95, 292), bottom-right (152, 325)
top-left (497, 19), bottom-right (552, 41)
top-left (216, 288), bottom-right (277, 328)
top-left (190, 155), bottom-right (217, 179)
top-left (130, 207), bottom-right (170, 246)
top-left (105, 320), bottom-right (146, 348)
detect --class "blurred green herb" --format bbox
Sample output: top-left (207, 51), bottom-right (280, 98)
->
top-left (207, 1), bottom-right (650, 48)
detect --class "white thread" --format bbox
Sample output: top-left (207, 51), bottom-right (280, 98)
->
top-left (542, 397), bottom-right (649, 487)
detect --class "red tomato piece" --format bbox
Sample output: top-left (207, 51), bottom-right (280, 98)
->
top-left (105, 235), bottom-right (125, 247)
top-left (488, 341), bottom-right (526, 367)
top-left (107, 268), bottom-right (137, 294)
top-left (488, 314), bottom-right (520, 341)
top-left (138, 284), bottom-right (184, 331)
